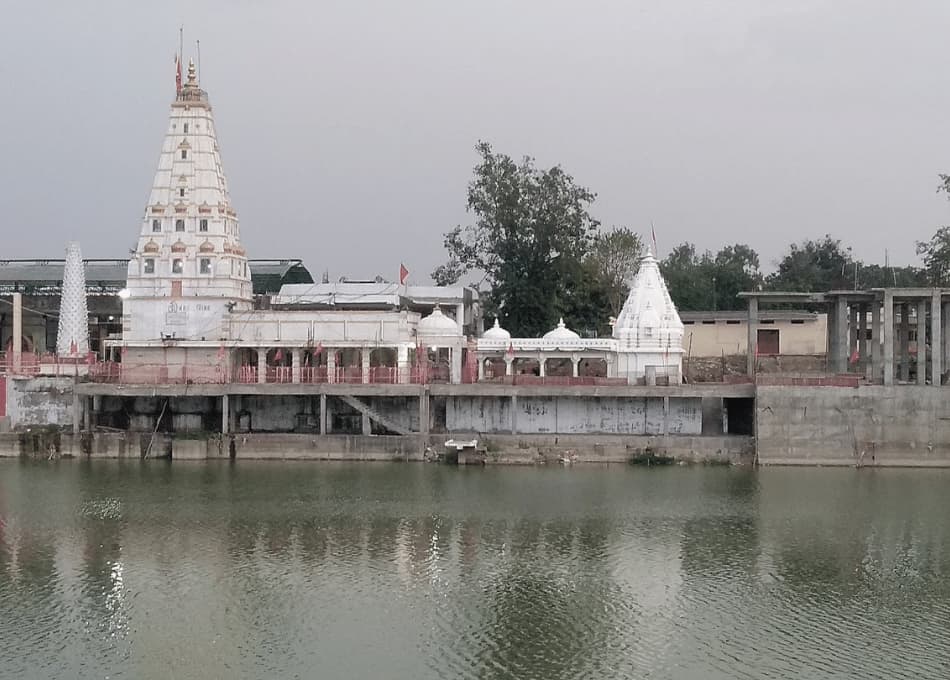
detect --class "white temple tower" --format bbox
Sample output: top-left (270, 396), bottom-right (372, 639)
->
top-left (122, 58), bottom-right (252, 343)
top-left (56, 241), bottom-right (90, 356)
top-left (612, 249), bottom-right (685, 383)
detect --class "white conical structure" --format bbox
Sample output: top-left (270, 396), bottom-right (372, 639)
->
top-left (612, 249), bottom-right (684, 383)
top-left (57, 242), bottom-right (90, 356)
top-left (123, 58), bottom-right (252, 342)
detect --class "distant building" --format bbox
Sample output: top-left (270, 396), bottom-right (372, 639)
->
top-left (680, 311), bottom-right (828, 357)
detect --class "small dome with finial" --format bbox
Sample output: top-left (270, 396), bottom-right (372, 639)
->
top-left (543, 318), bottom-right (580, 341)
top-left (483, 319), bottom-right (511, 341)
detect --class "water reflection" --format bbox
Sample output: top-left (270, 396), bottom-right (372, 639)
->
top-left (1, 462), bottom-right (950, 679)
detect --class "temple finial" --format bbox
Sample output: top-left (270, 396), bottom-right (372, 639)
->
top-left (187, 58), bottom-right (197, 85)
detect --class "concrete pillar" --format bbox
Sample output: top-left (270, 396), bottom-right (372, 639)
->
top-left (11, 292), bottom-right (22, 373)
top-left (292, 349), bottom-right (301, 384)
top-left (826, 302), bottom-right (837, 366)
top-left (835, 297), bottom-right (849, 373)
top-left (662, 396), bottom-right (669, 435)
top-left (871, 302), bottom-right (882, 383)
top-left (858, 303), bottom-right (868, 370)
top-left (477, 356), bottom-right (485, 381)
top-left (257, 348), bottom-right (266, 384)
top-left (571, 356), bottom-right (580, 378)
top-left (83, 396), bottom-right (92, 430)
top-left (746, 296), bottom-right (758, 376)
top-left (455, 303), bottom-right (465, 331)
top-left (900, 302), bottom-right (910, 382)
top-left (883, 292), bottom-right (894, 386)
top-left (320, 393), bottom-right (327, 434)
top-left (645, 366), bottom-right (657, 386)
top-left (510, 394), bottom-right (518, 434)
top-left (72, 389), bottom-right (81, 435)
top-left (221, 393), bottom-right (229, 434)
top-left (932, 292), bottom-right (942, 386)
top-left (538, 355), bottom-right (546, 378)
top-left (505, 357), bottom-right (513, 377)
top-left (944, 302), bottom-right (950, 385)
top-left (361, 348), bottom-right (371, 384)
top-left (847, 302), bottom-right (864, 368)
top-left (362, 412), bottom-right (372, 435)
top-left (327, 350), bottom-right (337, 384)
top-left (420, 387), bottom-right (430, 436)
top-left (917, 299), bottom-right (927, 385)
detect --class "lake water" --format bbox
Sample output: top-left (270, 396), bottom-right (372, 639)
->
top-left (1, 460), bottom-right (948, 679)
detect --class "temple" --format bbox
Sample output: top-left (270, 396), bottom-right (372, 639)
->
top-left (107, 62), bottom-right (684, 387)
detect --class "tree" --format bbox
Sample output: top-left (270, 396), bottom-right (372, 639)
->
top-left (767, 236), bottom-right (854, 292)
top-left (586, 227), bottom-right (643, 317)
top-left (432, 142), bottom-right (599, 336)
top-left (711, 244), bottom-right (763, 310)
top-left (660, 242), bottom-right (761, 311)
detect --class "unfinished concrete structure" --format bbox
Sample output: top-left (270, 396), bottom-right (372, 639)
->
top-left (740, 289), bottom-right (949, 386)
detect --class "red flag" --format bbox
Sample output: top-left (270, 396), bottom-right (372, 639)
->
top-left (175, 55), bottom-right (182, 95)
top-left (274, 349), bottom-right (283, 362)
top-left (651, 221), bottom-right (658, 256)
top-left (69, 340), bottom-right (77, 355)
top-left (399, 263), bottom-right (409, 285)
top-left (506, 342), bottom-right (515, 358)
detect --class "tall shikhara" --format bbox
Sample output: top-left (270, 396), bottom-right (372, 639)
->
top-left (123, 58), bottom-right (252, 343)
top-left (57, 242), bottom-right (90, 356)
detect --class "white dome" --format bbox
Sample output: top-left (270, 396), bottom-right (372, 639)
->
top-left (543, 318), bottom-right (580, 340)
top-left (418, 306), bottom-right (460, 336)
top-left (483, 318), bottom-right (511, 340)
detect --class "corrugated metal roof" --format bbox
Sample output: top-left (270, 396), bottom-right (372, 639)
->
top-left (0, 258), bottom-right (313, 295)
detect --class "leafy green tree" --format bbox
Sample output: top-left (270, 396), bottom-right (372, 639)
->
top-left (432, 142), bottom-right (599, 336)
top-left (660, 242), bottom-right (761, 311)
top-left (587, 227), bottom-right (643, 316)
top-left (766, 236), bottom-right (854, 292)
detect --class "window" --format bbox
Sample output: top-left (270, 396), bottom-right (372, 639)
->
top-left (683, 320), bottom-right (694, 325)
top-left (175, 219), bottom-right (185, 231)
top-left (171, 280), bottom-right (182, 297)
top-left (199, 219), bottom-right (208, 232)
top-left (179, 188), bottom-right (185, 198)
top-left (726, 320), bottom-right (741, 325)
top-left (181, 149), bottom-right (188, 160)
top-left (760, 320), bottom-right (775, 325)
top-left (144, 258), bottom-right (155, 274)
top-left (183, 123), bottom-right (189, 134)
top-left (702, 320), bottom-right (716, 325)
top-left (172, 258), bottom-right (184, 274)
top-left (757, 329), bottom-right (780, 355)
top-left (199, 258), bottom-right (212, 275)
top-left (151, 219), bottom-right (161, 232)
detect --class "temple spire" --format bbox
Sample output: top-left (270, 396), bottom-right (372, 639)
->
top-left (57, 242), bottom-right (90, 356)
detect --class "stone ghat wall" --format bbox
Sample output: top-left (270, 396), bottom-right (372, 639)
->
top-left (757, 385), bottom-right (950, 466)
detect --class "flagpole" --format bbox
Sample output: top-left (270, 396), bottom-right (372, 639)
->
top-left (196, 39), bottom-right (201, 85)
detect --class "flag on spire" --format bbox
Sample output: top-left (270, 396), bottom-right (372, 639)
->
top-left (399, 263), bottom-right (409, 285)
top-left (651, 222), bottom-right (658, 256)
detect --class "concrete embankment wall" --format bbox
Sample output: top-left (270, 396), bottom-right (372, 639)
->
top-left (756, 385), bottom-right (950, 466)
top-left (0, 431), bottom-right (753, 465)
top-left (4, 377), bottom-right (74, 430)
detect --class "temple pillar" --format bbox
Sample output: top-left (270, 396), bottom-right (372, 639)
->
top-left (883, 291), bottom-right (894, 386)
top-left (450, 347), bottom-right (462, 384)
top-left (397, 345), bottom-right (410, 384)
top-left (257, 348), bottom-right (266, 384)
top-left (505, 357), bottom-right (513, 376)
top-left (538, 355), bottom-right (547, 378)
top-left (477, 356), bottom-right (485, 381)
top-left (917, 299), bottom-right (927, 385)
top-left (327, 351), bottom-right (337, 384)
top-left (291, 349), bottom-right (301, 384)
top-left (571, 356), bottom-right (580, 378)
top-left (361, 349), bottom-right (370, 384)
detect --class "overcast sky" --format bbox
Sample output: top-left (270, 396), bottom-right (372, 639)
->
top-left (2, 0), bottom-right (949, 282)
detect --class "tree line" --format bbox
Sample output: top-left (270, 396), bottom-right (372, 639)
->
top-left (433, 142), bottom-right (950, 336)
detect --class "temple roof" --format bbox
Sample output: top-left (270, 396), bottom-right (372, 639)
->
top-left (612, 249), bottom-right (683, 347)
